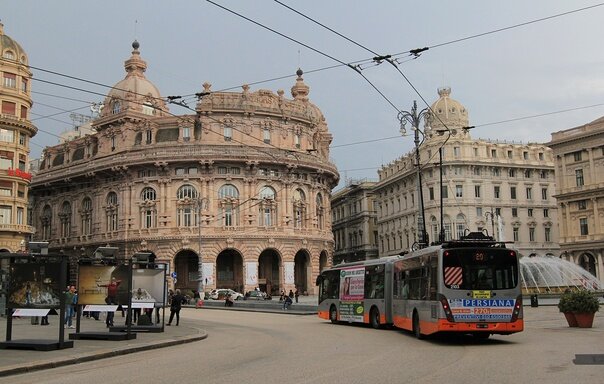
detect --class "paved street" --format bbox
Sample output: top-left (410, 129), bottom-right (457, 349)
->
top-left (1, 305), bottom-right (603, 384)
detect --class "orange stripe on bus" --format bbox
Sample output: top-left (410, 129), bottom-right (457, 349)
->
top-left (392, 315), bottom-right (524, 335)
top-left (318, 311), bottom-right (329, 321)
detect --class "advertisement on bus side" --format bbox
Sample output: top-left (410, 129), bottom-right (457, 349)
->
top-left (339, 267), bottom-right (365, 322)
top-left (448, 298), bottom-right (515, 321)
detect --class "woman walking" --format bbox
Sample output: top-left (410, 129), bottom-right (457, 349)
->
top-left (167, 289), bottom-right (186, 326)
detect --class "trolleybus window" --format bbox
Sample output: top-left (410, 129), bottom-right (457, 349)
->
top-left (319, 270), bottom-right (340, 302)
top-left (443, 249), bottom-right (518, 290)
top-left (364, 265), bottom-right (384, 299)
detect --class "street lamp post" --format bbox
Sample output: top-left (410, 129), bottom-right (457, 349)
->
top-left (398, 101), bottom-right (430, 248)
top-left (195, 198), bottom-right (204, 296)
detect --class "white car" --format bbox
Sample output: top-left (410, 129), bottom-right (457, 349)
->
top-left (209, 289), bottom-right (244, 301)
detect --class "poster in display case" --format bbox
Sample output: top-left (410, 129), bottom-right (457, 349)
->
top-left (77, 265), bottom-right (129, 305)
top-left (8, 262), bottom-right (62, 308)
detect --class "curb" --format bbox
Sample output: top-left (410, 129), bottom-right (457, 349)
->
top-left (194, 305), bottom-right (317, 316)
top-left (0, 328), bottom-right (207, 378)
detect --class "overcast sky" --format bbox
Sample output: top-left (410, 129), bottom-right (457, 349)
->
top-left (4, 1), bottom-right (604, 190)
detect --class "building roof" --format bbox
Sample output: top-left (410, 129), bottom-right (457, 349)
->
top-left (0, 23), bottom-right (28, 65)
top-left (100, 41), bottom-right (168, 118)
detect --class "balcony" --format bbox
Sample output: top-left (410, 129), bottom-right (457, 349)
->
top-left (0, 223), bottom-right (34, 233)
top-left (5, 168), bottom-right (32, 181)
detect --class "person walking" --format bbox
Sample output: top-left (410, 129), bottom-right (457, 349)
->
top-left (167, 289), bottom-right (186, 326)
top-left (288, 289), bottom-right (294, 300)
top-left (294, 288), bottom-right (299, 303)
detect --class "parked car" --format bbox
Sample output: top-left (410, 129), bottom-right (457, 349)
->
top-left (245, 290), bottom-right (269, 300)
top-left (209, 289), bottom-right (244, 301)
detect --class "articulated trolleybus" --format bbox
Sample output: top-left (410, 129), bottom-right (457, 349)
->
top-left (317, 232), bottom-right (523, 339)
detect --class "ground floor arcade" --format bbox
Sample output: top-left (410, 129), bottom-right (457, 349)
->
top-left (170, 247), bottom-right (330, 297)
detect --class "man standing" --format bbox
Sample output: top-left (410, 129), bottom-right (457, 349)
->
top-left (64, 286), bottom-right (76, 328)
top-left (98, 277), bottom-right (121, 327)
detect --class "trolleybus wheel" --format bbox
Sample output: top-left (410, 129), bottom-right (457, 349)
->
top-left (412, 311), bottom-right (423, 339)
top-left (329, 305), bottom-right (338, 324)
top-left (370, 307), bottom-right (381, 329)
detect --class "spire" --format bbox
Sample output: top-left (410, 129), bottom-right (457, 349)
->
top-left (291, 68), bottom-right (310, 101)
top-left (124, 40), bottom-right (147, 78)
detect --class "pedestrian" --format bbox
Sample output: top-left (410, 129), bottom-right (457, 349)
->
top-left (288, 289), bottom-right (294, 300)
top-left (294, 288), bottom-right (299, 303)
top-left (279, 290), bottom-right (285, 302)
top-left (40, 314), bottom-right (49, 326)
top-left (64, 285), bottom-right (76, 328)
top-left (167, 289), bottom-right (186, 326)
top-left (96, 277), bottom-right (124, 328)
top-left (225, 293), bottom-right (234, 307)
top-left (283, 295), bottom-right (292, 310)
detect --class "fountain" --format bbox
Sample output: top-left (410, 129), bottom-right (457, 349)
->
top-left (520, 256), bottom-right (603, 294)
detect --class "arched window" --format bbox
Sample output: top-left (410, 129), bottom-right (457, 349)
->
top-left (177, 185), bottom-right (197, 200)
top-left (41, 205), bottom-right (52, 240)
top-left (139, 188), bottom-right (157, 229)
top-left (259, 186), bottom-right (276, 200)
top-left (176, 185), bottom-right (198, 227)
top-left (59, 201), bottom-right (71, 238)
top-left (141, 187), bottom-right (156, 201)
top-left (218, 184), bottom-right (239, 227)
top-left (106, 192), bottom-right (119, 231)
top-left (258, 186), bottom-right (277, 227)
top-left (580, 253), bottom-right (597, 277)
top-left (455, 213), bottom-right (466, 239)
top-left (443, 216), bottom-right (452, 241)
top-left (430, 216), bottom-right (439, 243)
top-left (81, 197), bottom-right (93, 235)
top-left (292, 188), bottom-right (306, 228)
top-left (112, 101), bottom-right (121, 114)
top-left (218, 184), bottom-right (239, 199)
top-left (316, 193), bottom-right (324, 230)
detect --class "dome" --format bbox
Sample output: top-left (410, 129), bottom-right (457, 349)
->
top-left (100, 41), bottom-right (168, 118)
top-left (0, 23), bottom-right (29, 65)
top-left (427, 87), bottom-right (469, 131)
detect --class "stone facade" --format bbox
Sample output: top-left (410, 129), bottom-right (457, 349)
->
top-left (0, 23), bottom-right (36, 253)
top-left (374, 88), bottom-right (559, 258)
top-left (29, 42), bottom-right (338, 296)
top-left (331, 179), bottom-right (379, 264)
top-left (549, 117), bottom-right (604, 283)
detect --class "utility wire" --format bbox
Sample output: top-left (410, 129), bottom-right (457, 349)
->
top-left (272, 0), bottom-right (380, 56)
top-left (330, 101), bottom-right (604, 149)
top-left (267, 0), bottom-right (452, 171)
top-left (425, 2), bottom-right (604, 52)
top-left (205, 0), bottom-right (402, 114)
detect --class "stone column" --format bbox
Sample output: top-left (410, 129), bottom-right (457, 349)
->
top-left (559, 155), bottom-right (567, 191)
top-left (592, 197), bottom-right (600, 234)
top-left (587, 148), bottom-right (595, 183)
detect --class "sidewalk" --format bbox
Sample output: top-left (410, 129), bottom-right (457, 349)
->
top-left (0, 314), bottom-right (206, 377)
